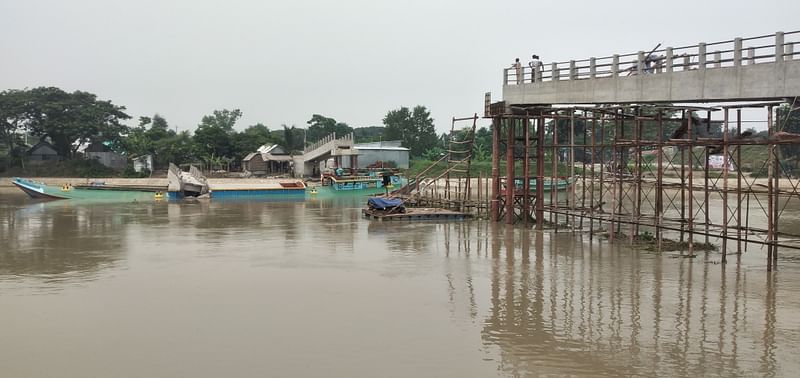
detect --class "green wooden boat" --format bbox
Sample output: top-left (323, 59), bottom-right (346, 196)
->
top-left (12, 177), bottom-right (166, 202)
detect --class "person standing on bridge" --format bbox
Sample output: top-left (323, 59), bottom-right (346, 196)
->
top-left (528, 54), bottom-right (543, 82)
top-left (511, 58), bottom-right (522, 84)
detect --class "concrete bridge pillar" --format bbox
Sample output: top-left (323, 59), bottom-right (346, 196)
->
top-left (698, 42), bottom-right (707, 69)
top-left (734, 38), bottom-right (742, 67)
top-left (612, 54), bottom-right (619, 76)
top-left (746, 47), bottom-right (755, 65)
top-left (637, 51), bottom-right (645, 74)
top-left (666, 47), bottom-right (673, 72)
top-left (776, 32), bottom-right (785, 62)
top-left (569, 60), bottom-right (577, 79)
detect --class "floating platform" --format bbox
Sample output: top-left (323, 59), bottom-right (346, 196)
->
top-left (361, 207), bottom-right (471, 221)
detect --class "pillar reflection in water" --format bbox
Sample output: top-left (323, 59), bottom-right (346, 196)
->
top-left (438, 222), bottom-right (786, 377)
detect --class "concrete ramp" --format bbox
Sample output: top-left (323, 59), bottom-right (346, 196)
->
top-left (293, 132), bottom-right (358, 177)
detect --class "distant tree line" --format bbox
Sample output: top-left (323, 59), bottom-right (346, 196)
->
top-left (0, 86), bottom-right (456, 173)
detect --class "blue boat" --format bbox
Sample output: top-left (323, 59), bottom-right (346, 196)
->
top-left (208, 181), bottom-right (307, 199)
top-left (511, 177), bottom-right (572, 191)
top-left (323, 173), bottom-right (404, 192)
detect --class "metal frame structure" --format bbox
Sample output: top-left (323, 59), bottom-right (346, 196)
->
top-left (486, 100), bottom-right (800, 270)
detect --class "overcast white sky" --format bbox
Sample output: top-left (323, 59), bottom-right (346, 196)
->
top-left (1, 0), bottom-right (798, 135)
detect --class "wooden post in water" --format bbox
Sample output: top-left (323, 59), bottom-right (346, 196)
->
top-left (688, 111), bottom-right (695, 256)
top-left (736, 109), bottom-right (742, 260)
top-left (551, 112), bottom-right (558, 230)
top-left (536, 116), bottom-right (545, 230)
top-left (721, 107), bottom-right (729, 263)
top-left (506, 118), bottom-right (516, 225)
top-left (491, 118), bottom-right (500, 222)
top-left (570, 111), bottom-right (576, 230)
top-left (523, 116), bottom-right (531, 227)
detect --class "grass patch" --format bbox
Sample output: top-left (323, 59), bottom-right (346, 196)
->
top-left (603, 231), bottom-right (717, 253)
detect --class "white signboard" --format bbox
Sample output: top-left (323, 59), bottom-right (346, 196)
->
top-left (708, 154), bottom-right (734, 171)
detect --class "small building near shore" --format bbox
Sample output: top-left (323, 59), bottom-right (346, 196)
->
top-left (243, 144), bottom-right (293, 175)
top-left (82, 141), bottom-right (127, 170)
top-left (132, 154), bottom-right (154, 173)
top-left (27, 140), bottom-right (62, 164)
top-left (353, 140), bottom-right (409, 169)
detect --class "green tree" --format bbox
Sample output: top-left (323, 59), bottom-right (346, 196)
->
top-left (146, 114), bottom-right (172, 141)
top-left (193, 109), bottom-right (242, 161)
top-left (306, 114), bottom-right (353, 143)
top-left (473, 126), bottom-right (492, 161)
top-left (159, 131), bottom-right (196, 166)
top-left (778, 102), bottom-right (800, 172)
top-left (21, 87), bottom-right (131, 158)
top-left (382, 105), bottom-right (437, 158)
top-left (121, 113), bottom-right (182, 169)
top-left (231, 123), bottom-right (275, 163)
top-left (0, 89), bottom-right (31, 168)
top-left (353, 126), bottom-right (384, 143)
top-left (278, 124), bottom-right (304, 153)
top-left (121, 125), bottom-right (152, 158)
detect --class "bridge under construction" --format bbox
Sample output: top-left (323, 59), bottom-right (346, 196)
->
top-left (405, 31), bottom-right (800, 270)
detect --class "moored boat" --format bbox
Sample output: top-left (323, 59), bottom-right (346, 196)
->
top-left (323, 172), bottom-right (404, 192)
top-left (208, 181), bottom-right (306, 199)
top-left (510, 177), bottom-right (573, 192)
top-left (11, 177), bottom-right (165, 202)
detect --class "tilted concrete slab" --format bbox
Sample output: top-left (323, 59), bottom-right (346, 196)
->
top-left (503, 60), bottom-right (800, 105)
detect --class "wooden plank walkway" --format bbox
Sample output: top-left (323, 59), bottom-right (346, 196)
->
top-left (361, 207), bottom-right (471, 221)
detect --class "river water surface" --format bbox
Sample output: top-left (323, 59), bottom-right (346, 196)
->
top-left (1, 188), bottom-right (799, 377)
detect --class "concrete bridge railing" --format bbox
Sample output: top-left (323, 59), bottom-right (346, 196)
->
top-left (503, 31), bottom-right (800, 105)
top-left (302, 132), bottom-right (354, 161)
top-left (505, 31), bottom-right (799, 86)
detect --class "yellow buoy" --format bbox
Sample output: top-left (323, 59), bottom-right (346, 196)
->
top-left (154, 191), bottom-right (165, 200)
top-left (309, 187), bottom-right (318, 195)
top-left (60, 183), bottom-right (72, 191)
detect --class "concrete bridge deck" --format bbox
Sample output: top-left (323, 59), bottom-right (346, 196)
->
top-left (503, 31), bottom-right (800, 106)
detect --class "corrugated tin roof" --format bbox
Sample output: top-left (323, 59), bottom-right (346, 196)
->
top-left (263, 153), bottom-right (293, 161)
top-left (355, 146), bottom-right (409, 151)
top-left (354, 140), bottom-right (403, 148)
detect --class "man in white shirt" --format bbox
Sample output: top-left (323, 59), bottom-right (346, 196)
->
top-left (528, 54), bottom-right (543, 82)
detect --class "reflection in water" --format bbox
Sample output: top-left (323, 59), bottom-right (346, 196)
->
top-left (0, 201), bottom-right (130, 287)
top-left (437, 225), bottom-right (797, 377)
top-left (1, 189), bottom-right (799, 376)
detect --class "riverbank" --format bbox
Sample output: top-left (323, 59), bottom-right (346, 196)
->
top-left (0, 177), bottom-right (304, 188)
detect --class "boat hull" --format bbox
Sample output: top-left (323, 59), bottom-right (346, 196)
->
top-left (207, 181), bottom-right (307, 199)
top-left (328, 175), bottom-right (404, 191)
top-left (209, 188), bottom-right (306, 199)
top-left (511, 178), bottom-right (572, 192)
top-left (11, 178), bottom-right (164, 202)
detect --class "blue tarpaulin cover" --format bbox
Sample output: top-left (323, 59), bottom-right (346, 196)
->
top-left (367, 197), bottom-right (404, 210)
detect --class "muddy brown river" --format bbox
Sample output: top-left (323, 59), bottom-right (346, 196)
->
top-left (1, 188), bottom-right (799, 377)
